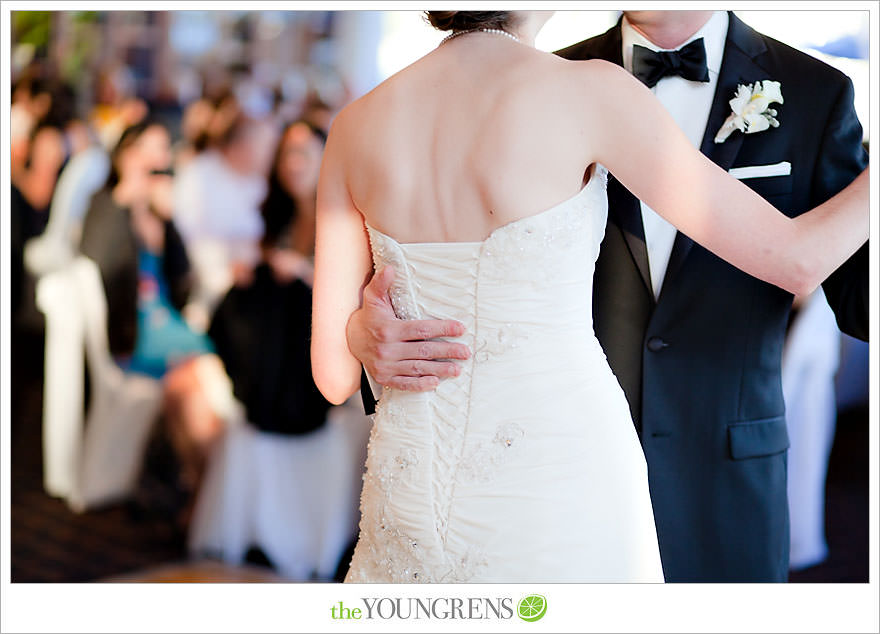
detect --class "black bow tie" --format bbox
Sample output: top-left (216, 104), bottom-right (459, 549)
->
top-left (631, 38), bottom-right (710, 88)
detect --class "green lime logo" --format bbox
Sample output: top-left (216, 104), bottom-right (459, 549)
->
top-left (517, 594), bottom-right (547, 622)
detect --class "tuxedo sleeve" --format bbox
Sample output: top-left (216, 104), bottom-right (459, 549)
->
top-left (814, 75), bottom-right (869, 341)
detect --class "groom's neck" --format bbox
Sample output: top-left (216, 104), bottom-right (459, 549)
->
top-left (623, 11), bottom-right (715, 49)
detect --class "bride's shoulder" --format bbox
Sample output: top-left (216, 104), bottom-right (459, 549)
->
top-left (530, 54), bottom-right (629, 89)
top-left (327, 69), bottom-right (398, 130)
top-left (330, 62), bottom-right (413, 128)
top-left (558, 57), bottom-right (632, 84)
top-left (323, 72), bottom-right (407, 153)
top-left (547, 56), bottom-right (647, 106)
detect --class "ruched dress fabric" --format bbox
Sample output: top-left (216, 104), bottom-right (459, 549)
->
top-left (345, 166), bottom-right (665, 583)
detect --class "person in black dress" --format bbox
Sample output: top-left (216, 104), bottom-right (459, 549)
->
top-left (209, 119), bottom-right (331, 437)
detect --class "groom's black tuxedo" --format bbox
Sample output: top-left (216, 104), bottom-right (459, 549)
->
top-left (556, 12), bottom-right (868, 581)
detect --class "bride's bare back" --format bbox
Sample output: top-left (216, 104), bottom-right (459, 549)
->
top-left (334, 35), bottom-right (593, 243)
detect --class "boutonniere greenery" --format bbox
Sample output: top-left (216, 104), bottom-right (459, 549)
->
top-left (714, 80), bottom-right (783, 143)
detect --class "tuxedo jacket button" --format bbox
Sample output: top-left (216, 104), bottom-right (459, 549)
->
top-left (647, 336), bottom-right (669, 352)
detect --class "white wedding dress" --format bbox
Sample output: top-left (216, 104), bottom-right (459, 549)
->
top-left (345, 165), bottom-right (664, 583)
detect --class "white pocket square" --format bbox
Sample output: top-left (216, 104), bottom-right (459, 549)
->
top-left (728, 161), bottom-right (791, 179)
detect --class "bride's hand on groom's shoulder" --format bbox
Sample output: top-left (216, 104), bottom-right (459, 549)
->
top-left (346, 266), bottom-right (471, 391)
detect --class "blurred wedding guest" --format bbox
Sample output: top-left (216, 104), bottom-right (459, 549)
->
top-left (11, 78), bottom-right (82, 240)
top-left (11, 76), bottom-right (51, 177)
top-left (299, 93), bottom-right (336, 136)
top-left (11, 77), bottom-right (93, 331)
top-left (261, 119), bottom-right (327, 271)
top-left (782, 290), bottom-right (841, 571)
top-left (173, 97), bottom-right (216, 169)
top-left (189, 121), bottom-right (364, 579)
top-left (89, 64), bottom-right (148, 150)
top-left (80, 121), bottom-right (193, 365)
top-left (208, 119), bottom-right (329, 435)
top-left (79, 121), bottom-right (231, 523)
top-left (10, 76), bottom-right (53, 322)
top-left (172, 98), bottom-right (278, 331)
top-left (173, 87), bottom-right (239, 170)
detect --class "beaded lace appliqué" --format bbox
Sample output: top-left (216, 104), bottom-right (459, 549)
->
top-left (481, 167), bottom-right (606, 282)
top-left (473, 323), bottom-right (528, 363)
top-left (348, 415), bottom-right (426, 583)
top-left (458, 422), bottom-right (527, 484)
top-left (351, 423), bottom-right (491, 582)
top-left (373, 396), bottom-right (409, 431)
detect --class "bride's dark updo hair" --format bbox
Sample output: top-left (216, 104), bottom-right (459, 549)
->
top-left (425, 11), bottom-right (514, 33)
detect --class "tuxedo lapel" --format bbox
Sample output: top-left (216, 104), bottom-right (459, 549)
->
top-left (592, 18), bottom-right (623, 66)
top-left (556, 16), bottom-right (623, 65)
top-left (608, 175), bottom-right (654, 298)
top-left (658, 13), bottom-right (770, 299)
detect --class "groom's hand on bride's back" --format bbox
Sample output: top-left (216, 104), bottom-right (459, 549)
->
top-left (345, 266), bottom-right (471, 391)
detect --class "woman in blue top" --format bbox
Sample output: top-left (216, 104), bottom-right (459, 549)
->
top-left (81, 120), bottom-right (213, 375)
top-left (81, 121), bottom-right (228, 521)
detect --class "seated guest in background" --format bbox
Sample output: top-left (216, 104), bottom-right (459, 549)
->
top-left (172, 97), bottom-right (278, 331)
top-left (80, 121), bottom-right (229, 524)
top-left (80, 121), bottom-right (206, 373)
top-left (260, 119), bottom-right (327, 285)
top-left (11, 77), bottom-right (86, 241)
top-left (172, 97), bottom-right (216, 170)
top-left (89, 64), bottom-right (148, 151)
top-left (188, 122), bottom-right (370, 578)
top-left (11, 72), bottom-right (97, 428)
top-left (208, 119), bottom-right (330, 436)
top-left (11, 75), bottom-right (53, 185)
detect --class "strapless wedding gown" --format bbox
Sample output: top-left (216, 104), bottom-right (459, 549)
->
top-left (345, 166), bottom-right (664, 583)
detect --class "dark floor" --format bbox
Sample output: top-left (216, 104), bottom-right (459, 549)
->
top-left (8, 320), bottom-right (870, 583)
top-left (10, 326), bottom-right (189, 583)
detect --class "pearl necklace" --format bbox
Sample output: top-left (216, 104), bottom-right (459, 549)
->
top-left (440, 27), bottom-right (520, 46)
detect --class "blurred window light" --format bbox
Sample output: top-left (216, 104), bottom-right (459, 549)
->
top-left (12, 42), bottom-right (36, 74)
top-left (255, 11), bottom-right (286, 41)
top-left (170, 11), bottom-right (220, 58)
top-left (375, 11), bottom-right (620, 83)
top-left (377, 11), bottom-right (443, 83)
top-left (734, 11), bottom-right (869, 141)
top-left (735, 10), bottom-right (868, 57)
top-left (535, 11), bottom-right (620, 52)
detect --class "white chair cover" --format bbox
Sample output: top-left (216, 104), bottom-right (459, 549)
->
top-left (35, 265), bottom-right (86, 499)
top-left (35, 256), bottom-right (163, 512)
top-left (188, 399), bottom-right (372, 581)
top-left (24, 146), bottom-right (109, 276)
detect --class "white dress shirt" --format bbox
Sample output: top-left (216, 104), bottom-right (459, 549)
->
top-left (621, 11), bottom-right (729, 299)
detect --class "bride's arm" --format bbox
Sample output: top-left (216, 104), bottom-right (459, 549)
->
top-left (580, 60), bottom-right (869, 297)
top-left (312, 116), bottom-right (374, 404)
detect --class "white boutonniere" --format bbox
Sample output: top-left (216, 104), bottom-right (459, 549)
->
top-left (714, 80), bottom-right (783, 143)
